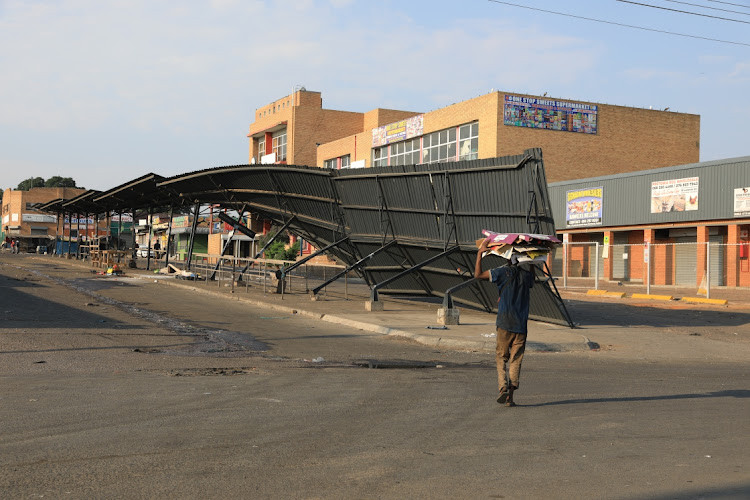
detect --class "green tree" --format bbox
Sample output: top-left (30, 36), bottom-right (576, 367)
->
top-left (45, 176), bottom-right (78, 188)
top-left (17, 177), bottom-right (45, 191)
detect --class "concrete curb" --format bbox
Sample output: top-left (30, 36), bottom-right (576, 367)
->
top-left (631, 293), bottom-right (674, 301)
top-left (151, 276), bottom-right (591, 353)
top-left (681, 297), bottom-right (729, 305)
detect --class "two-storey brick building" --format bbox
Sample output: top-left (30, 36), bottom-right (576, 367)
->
top-left (248, 89), bottom-right (699, 183)
top-left (2, 187), bottom-right (86, 253)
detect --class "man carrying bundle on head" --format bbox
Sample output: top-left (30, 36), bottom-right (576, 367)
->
top-left (474, 236), bottom-right (537, 407)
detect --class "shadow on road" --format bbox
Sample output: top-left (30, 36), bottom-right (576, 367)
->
top-left (565, 299), bottom-right (750, 329)
top-left (527, 389), bottom-right (750, 407)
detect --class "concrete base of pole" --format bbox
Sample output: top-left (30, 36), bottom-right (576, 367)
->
top-left (437, 307), bottom-right (460, 325)
top-left (365, 300), bottom-right (384, 311)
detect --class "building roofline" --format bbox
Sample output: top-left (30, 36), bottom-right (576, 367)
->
top-left (548, 155), bottom-right (750, 187)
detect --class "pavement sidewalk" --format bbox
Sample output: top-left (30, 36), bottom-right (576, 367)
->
top-left (138, 267), bottom-right (593, 353)
top-left (19, 255), bottom-right (750, 358)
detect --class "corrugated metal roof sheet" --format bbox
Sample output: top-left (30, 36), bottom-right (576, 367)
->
top-left (159, 148), bottom-right (571, 325)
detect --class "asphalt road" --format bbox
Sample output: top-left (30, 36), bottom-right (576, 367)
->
top-left (1, 255), bottom-right (749, 499)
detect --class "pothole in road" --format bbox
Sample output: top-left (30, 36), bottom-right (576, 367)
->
top-left (141, 367), bottom-right (262, 376)
top-left (164, 367), bottom-right (260, 376)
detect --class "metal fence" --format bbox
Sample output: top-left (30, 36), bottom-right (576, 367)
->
top-left (550, 242), bottom-right (750, 299)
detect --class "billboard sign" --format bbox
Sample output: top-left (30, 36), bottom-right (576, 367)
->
top-left (504, 95), bottom-right (597, 134)
top-left (372, 114), bottom-right (424, 147)
top-left (566, 187), bottom-right (603, 227)
top-left (734, 187), bottom-right (750, 217)
top-left (650, 177), bottom-right (699, 213)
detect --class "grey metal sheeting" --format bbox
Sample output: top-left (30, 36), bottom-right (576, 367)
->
top-left (548, 155), bottom-right (750, 230)
top-left (159, 148), bottom-right (572, 326)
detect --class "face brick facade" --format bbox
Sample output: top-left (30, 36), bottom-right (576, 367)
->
top-left (248, 90), bottom-right (699, 184)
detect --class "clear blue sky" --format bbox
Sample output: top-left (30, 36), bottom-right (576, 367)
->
top-left (1, 0), bottom-right (748, 191)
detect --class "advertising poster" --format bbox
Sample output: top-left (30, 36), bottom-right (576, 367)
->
top-left (566, 187), bottom-right (603, 227)
top-left (734, 187), bottom-right (750, 217)
top-left (503, 95), bottom-right (597, 134)
top-left (650, 177), bottom-right (699, 213)
top-left (372, 114), bottom-right (424, 147)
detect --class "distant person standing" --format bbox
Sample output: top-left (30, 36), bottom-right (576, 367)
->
top-left (474, 237), bottom-right (535, 407)
top-left (153, 239), bottom-right (161, 259)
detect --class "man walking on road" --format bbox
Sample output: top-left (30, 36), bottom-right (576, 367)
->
top-left (474, 238), bottom-right (535, 407)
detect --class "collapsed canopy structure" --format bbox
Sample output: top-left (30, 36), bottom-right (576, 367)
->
top-left (37, 148), bottom-right (572, 326)
top-left (158, 148), bottom-right (572, 326)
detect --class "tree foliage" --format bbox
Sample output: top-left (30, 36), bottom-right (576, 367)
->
top-left (17, 177), bottom-right (46, 191)
top-left (257, 228), bottom-right (299, 261)
top-left (16, 176), bottom-right (81, 191)
top-left (45, 176), bottom-right (78, 188)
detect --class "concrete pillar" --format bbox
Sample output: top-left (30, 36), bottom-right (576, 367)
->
top-left (602, 230), bottom-right (614, 281)
top-left (726, 224), bottom-right (740, 287)
top-left (697, 226), bottom-right (709, 287)
top-left (643, 229), bottom-right (655, 287)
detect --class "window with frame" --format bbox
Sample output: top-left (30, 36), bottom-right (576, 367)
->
top-left (257, 138), bottom-right (265, 162)
top-left (458, 122), bottom-right (479, 161)
top-left (272, 130), bottom-right (287, 161)
top-left (372, 147), bottom-right (388, 168)
top-left (422, 127), bottom-right (456, 164)
top-left (324, 155), bottom-right (351, 169)
top-left (388, 138), bottom-right (420, 166)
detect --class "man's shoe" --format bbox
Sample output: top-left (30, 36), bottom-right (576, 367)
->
top-left (496, 387), bottom-right (508, 404)
top-left (505, 386), bottom-right (516, 407)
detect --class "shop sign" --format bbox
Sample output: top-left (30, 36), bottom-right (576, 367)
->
top-left (372, 114), bottom-right (424, 147)
top-left (63, 216), bottom-right (94, 224)
top-left (650, 177), bottom-right (699, 213)
top-left (22, 213), bottom-right (57, 223)
top-left (172, 215), bottom-right (190, 228)
top-left (565, 187), bottom-right (603, 227)
top-left (503, 95), bottom-right (597, 134)
top-left (734, 187), bottom-right (750, 217)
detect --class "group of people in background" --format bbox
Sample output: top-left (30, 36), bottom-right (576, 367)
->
top-left (2, 237), bottom-right (21, 254)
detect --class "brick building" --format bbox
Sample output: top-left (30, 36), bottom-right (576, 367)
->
top-left (2, 187), bottom-right (86, 252)
top-left (548, 156), bottom-right (750, 289)
top-left (248, 89), bottom-right (699, 184)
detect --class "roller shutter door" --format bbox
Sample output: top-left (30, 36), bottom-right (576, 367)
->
top-left (674, 237), bottom-right (696, 286)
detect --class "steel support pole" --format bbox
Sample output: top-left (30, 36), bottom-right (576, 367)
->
top-left (116, 210), bottom-right (123, 263)
top-left (76, 212), bottom-right (81, 259)
top-left (237, 216), bottom-right (296, 281)
top-left (165, 206), bottom-right (173, 268)
top-left (311, 240), bottom-right (397, 296)
top-left (146, 207), bottom-right (153, 271)
top-left (185, 204), bottom-right (200, 271)
top-left (442, 277), bottom-right (480, 310)
top-left (65, 211), bottom-right (71, 258)
top-left (370, 245), bottom-right (460, 302)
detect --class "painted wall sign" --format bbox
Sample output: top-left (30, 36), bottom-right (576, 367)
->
top-left (734, 187), bottom-right (750, 217)
top-left (372, 114), bottom-right (424, 147)
top-left (650, 177), bottom-right (699, 213)
top-left (566, 187), bottom-right (603, 227)
top-left (22, 214), bottom-right (57, 223)
top-left (503, 95), bottom-right (597, 134)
